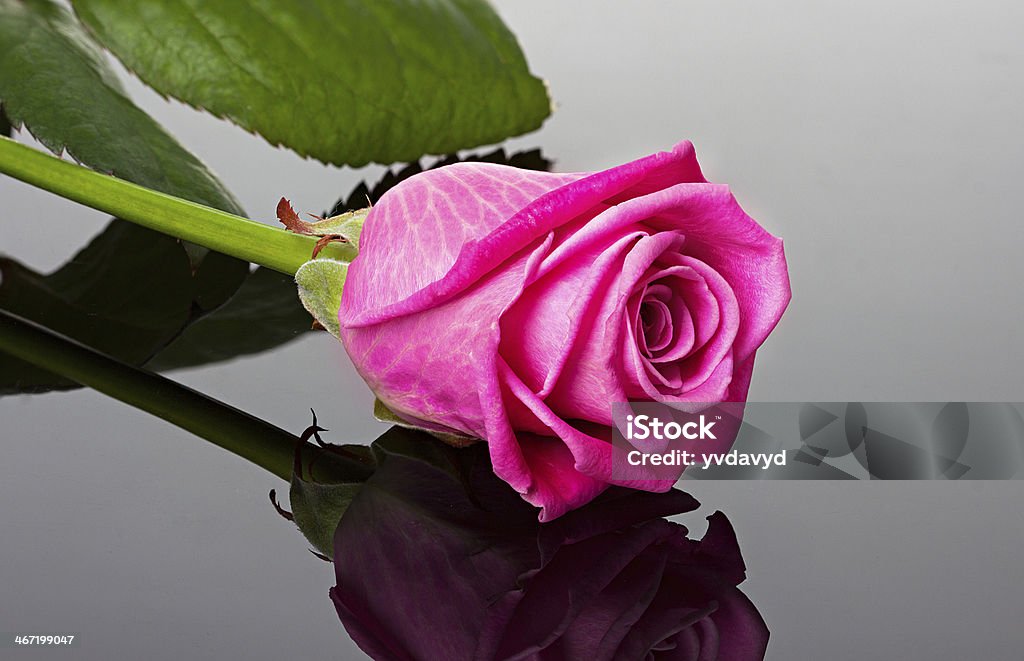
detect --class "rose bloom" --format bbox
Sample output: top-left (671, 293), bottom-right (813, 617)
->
top-left (339, 142), bottom-right (791, 520)
top-left (331, 431), bottom-right (769, 661)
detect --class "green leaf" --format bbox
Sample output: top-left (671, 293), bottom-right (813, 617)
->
top-left (0, 0), bottom-right (243, 215)
top-left (0, 220), bottom-right (194, 393)
top-left (146, 267), bottom-right (313, 372)
top-left (0, 0), bottom-right (254, 391)
top-left (295, 259), bottom-right (347, 339)
top-left (0, 0), bottom-right (250, 310)
top-left (70, 0), bottom-right (552, 166)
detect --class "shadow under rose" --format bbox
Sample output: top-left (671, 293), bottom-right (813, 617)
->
top-left (327, 428), bottom-right (768, 660)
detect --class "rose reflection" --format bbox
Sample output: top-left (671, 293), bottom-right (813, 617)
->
top-left (327, 428), bottom-right (768, 660)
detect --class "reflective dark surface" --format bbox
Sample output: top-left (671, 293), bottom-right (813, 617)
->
top-left (328, 428), bottom-right (767, 660)
top-left (3, 1), bottom-right (1024, 659)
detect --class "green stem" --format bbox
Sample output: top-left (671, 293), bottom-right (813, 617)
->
top-left (0, 309), bottom-right (370, 482)
top-left (0, 137), bottom-right (354, 274)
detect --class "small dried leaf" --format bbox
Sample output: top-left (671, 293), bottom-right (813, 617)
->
top-left (311, 235), bottom-right (347, 259)
top-left (276, 197), bottom-right (315, 235)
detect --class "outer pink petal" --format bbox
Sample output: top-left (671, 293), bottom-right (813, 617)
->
top-left (342, 236), bottom-right (553, 440)
top-left (343, 165), bottom-right (583, 321)
top-left (342, 142), bottom-right (705, 328)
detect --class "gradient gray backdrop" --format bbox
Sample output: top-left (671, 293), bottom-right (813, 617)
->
top-left (2, 1), bottom-right (1023, 659)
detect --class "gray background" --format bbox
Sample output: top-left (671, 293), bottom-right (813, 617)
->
top-left (2, 0), bottom-right (1023, 658)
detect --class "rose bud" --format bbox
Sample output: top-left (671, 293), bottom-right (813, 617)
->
top-left (330, 431), bottom-right (769, 661)
top-left (339, 142), bottom-right (791, 520)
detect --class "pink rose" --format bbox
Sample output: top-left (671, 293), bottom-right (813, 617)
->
top-left (339, 142), bottom-right (791, 520)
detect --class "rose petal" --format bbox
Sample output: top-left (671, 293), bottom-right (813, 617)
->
top-left (538, 488), bottom-right (701, 559)
top-left (343, 232), bottom-right (553, 443)
top-left (531, 181), bottom-right (790, 363)
top-left (544, 230), bottom-right (686, 422)
top-left (343, 141), bottom-right (706, 328)
top-left (707, 590), bottom-right (771, 660)
top-left (488, 519), bottom-right (683, 659)
top-left (500, 359), bottom-right (681, 505)
top-left (670, 257), bottom-right (740, 392)
top-left (640, 296), bottom-right (673, 354)
top-left (500, 227), bottom-right (646, 396)
top-left (539, 547), bottom-right (672, 660)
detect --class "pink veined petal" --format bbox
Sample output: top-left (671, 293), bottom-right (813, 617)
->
top-left (343, 165), bottom-right (584, 321)
top-left (342, 142), bottom-right (705, 329)
top-left (342, 233), bottom-right (555, 442)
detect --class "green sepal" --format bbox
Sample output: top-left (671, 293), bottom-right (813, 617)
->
top-left (373, 398), bottom-right (478, 448)
top-left (286, 439), bottom-right (377, 560)
top-left (289, 476), bottom-right (363, 560)
top-left (294, 259), bottom-right (348, 338)
top-left (308, 208), bottom-right (368, 250)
